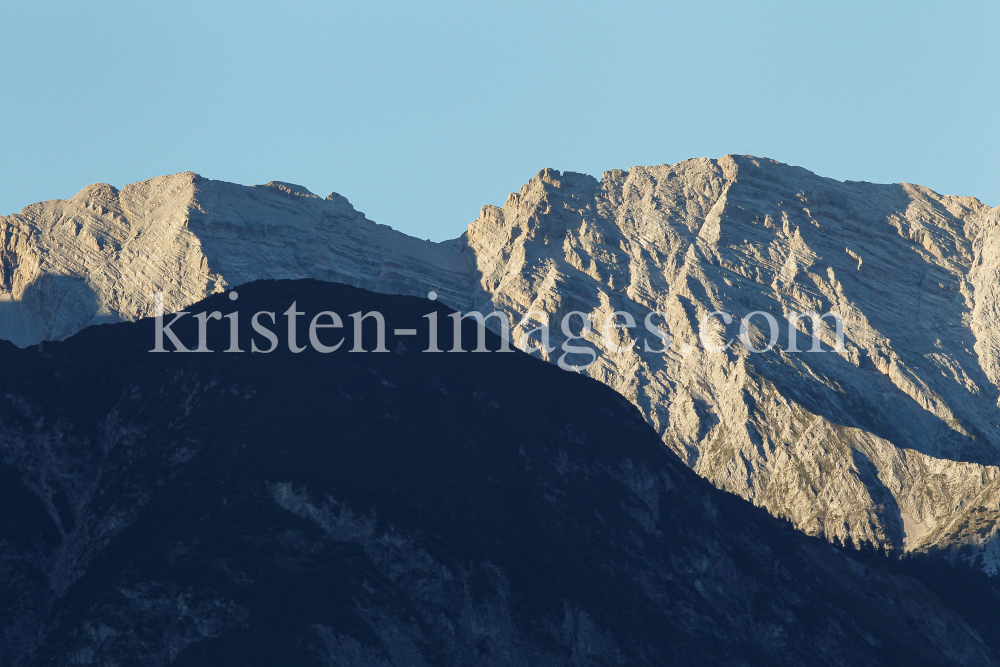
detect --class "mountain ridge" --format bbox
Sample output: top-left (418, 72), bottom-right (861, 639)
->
top-left (2, 155), bottom-right (999, 572)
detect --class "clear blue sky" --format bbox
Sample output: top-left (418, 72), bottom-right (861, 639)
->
top-left (2, 1), bottom-right (996, 240)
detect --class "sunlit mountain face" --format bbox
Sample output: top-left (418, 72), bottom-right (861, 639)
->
top-left (3, 157), bottom-right (999, 572)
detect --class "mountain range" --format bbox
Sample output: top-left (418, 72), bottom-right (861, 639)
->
top-left (1, 155), bottom-right (999, 575)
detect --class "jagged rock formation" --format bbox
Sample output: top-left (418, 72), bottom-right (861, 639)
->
top-left (1, 280), bottom-right (998, 666)
top-left (3, 157), bottom-right (1000, 572)
top-left (464, 158), bottom-right (1000, 572)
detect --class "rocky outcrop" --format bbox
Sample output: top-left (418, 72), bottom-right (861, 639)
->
top-left (3, 157), bottom-right (1000, 571)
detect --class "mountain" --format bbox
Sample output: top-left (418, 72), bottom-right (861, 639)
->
top-left (0, 176), bottom-right (474, 346)
top-left (1, 279), bottom-right (998, 666)
top-left (2, 156), bottom-right (999, 571)
top-left (463, 158), bottom-right (1000, 571)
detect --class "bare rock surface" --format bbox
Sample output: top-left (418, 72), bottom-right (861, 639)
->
top-left (0, 174), bottom-right (475, 346)
top-left (463, 156), bottom-right (1000, 570)
top-left (3, 156), bottom-right (1000, 571)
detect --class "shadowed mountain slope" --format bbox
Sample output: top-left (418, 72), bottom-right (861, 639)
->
top-left (0, 279), bottom-right (998, 666)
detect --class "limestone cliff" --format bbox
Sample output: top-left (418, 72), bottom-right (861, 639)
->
top-left (463, 157), bottom-right (1000, 570)
top-left (0, 175), bottom-right (475, 346)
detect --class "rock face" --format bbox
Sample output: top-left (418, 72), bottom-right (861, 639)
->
top-left (463, 158), bottom-right (1000, 572)
top-left (3, 157), bottom-right (1000, 571)
top-left (0, 175), bottom-right (475, 346)
top-left (1, 280), bottom-right (998, 666)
